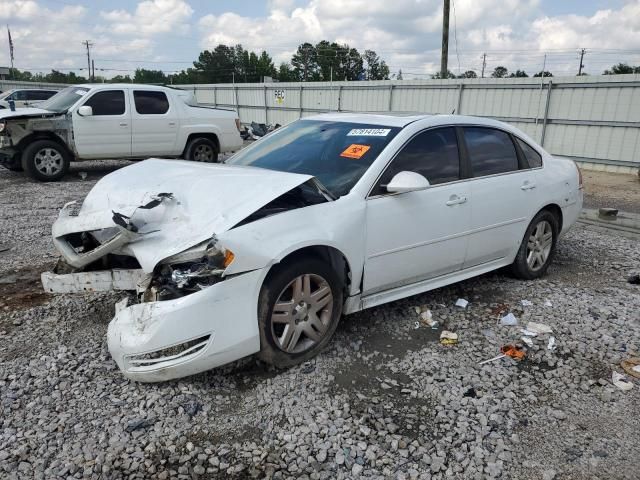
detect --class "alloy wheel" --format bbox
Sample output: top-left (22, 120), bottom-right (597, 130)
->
top-left (193, 144), bottom-right (214, 162)
top-left (270, 273), bottom-right (334, 354)
top-left (526, 220), bottom-right (553, 271)
top-left (34, 148), bottom-right (63, 176)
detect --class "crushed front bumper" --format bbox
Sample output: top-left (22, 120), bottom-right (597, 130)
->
top-left (107, 268), bottom-right (264, 382)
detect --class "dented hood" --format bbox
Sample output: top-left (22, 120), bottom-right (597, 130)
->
top-left (53, 159), bottom-right (313, 271)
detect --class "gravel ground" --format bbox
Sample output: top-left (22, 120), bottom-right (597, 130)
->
top-left (1, 161), bottom-right (640, 480)
top-left (582, 170), bottom-right (640, 214)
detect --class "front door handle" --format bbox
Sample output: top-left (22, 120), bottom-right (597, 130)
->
top-left (168, 122), bottom-right (176, 126)
top-left (521, 181), bottom-right (537, 191)
top-left (119, 122), bottom-right (128, 127)
top-left (446, 195), bottom-right (467, 206)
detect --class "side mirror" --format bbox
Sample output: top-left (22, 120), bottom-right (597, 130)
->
top-left (385, 171), bottom-right (430, 194)
top-left (77, 105), bottom-right (93, 117)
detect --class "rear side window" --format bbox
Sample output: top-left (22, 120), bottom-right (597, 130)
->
top-left (134, 90), bottom-right (169, 114)
top-left (374, 127), bottom-right (460, 195)
top-left (28, 90), bottom-right (56, 101)
top-left (464, 127), bottom-right (518, 177)
top-left (516, 137), bottom-right (543, 168)
top-left (83, 90), bottom-right (125, 116)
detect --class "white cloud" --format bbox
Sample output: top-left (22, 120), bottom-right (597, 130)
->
top-left (100, 0), bottom-right (194, 36)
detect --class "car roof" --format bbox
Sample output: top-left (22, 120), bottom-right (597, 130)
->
top-left (302, 112), bottom-right (516, 130)
top-left (76, 83), bottom-right (170, 90)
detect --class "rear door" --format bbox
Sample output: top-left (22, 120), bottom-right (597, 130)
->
top-left (131, 89), bottom-right (179, 157)
top-left (72, 89), bottom-right (132, 159)
top-left (462, 126), bottom-right (541, 268)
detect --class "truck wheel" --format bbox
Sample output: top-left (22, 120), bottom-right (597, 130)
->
top-left (185, 137), bottom-right (218, 163)
top-left (22, 140), bottom-right (70, 182)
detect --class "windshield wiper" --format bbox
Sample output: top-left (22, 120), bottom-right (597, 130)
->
top-left (311, 178), bottom-right (336, 202)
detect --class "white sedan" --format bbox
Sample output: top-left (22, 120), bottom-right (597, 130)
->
top-left (43, 114), bottom-right (583, 382)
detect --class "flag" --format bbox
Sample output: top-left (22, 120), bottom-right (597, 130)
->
top-left (7, 26), bottom-right (14, 62)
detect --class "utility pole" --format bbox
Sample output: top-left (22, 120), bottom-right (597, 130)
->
top-left (440, 0), bottom-right (450, 79)
top-left (83, 40), bottom-right (93, 82)
top-left (577, 48), bottom-right (586, 76)
top-left (481, 53), bottom-right (487, 78)
top-left (91, 59), bottom-right (95, 82)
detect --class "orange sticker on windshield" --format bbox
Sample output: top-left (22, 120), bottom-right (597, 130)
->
top-left (340, 144), bottom-right (371, 159)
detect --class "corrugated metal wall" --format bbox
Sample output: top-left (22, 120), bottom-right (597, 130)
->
top-left (179, 74), bottom-right (640, 168)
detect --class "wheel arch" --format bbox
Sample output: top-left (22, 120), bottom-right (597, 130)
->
top-left (182, 132), bottom-right (220, 156)
top-left (538, 203), bottom-right (563, 232)
top-left (16, 132), bottom-right (74, 159)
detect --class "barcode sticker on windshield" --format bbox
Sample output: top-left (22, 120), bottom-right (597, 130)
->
top-left (347, 128), bottom-right (390, 137)
top-left (74, 90), bottom-right (87, 95)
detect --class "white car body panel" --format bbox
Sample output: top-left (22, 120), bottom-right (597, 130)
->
top-left (44, 113), bottom-right (583, 382)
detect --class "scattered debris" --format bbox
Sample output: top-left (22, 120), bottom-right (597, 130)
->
top-left (455, 298), bottom-right (468, 309)
top-left (628, 274), bottom-right (640, 285)
top-left (125, 417), bottom-right (156, 433)
top-left (526, 321), bottom-right (553, 334)
top-left (500, 344), bottom-right (526, 361)
top-left (500, 313), bottom-right (518, 326)
top-left (301, 362), bottom-right (315, 374)
top-left (478, 353), bottom-right (506, 365)
top-left (598, 207), bottom-right (619, 218)
top-left (612, 371), bottom-right (634, 391)
top-left (621, 358), bottom-right (640, 379)
top-left (544, 299), bottom-right (553, 307)
top-left (547, 336), bottom-right (557, 351)
top-left (419, 308), bottom-right (439, 329)
top-left (414, 321), bottom-right (420, 329)
top-left (490, 303), bottom-right (509, 316)
top-left (521, 329), bottom-right (538, 337)
top-left (440, 331), bottom-right (459, 346)
top-left (78, 171), bottom-right (87, 180)
top-left (521, 300), bottom-right (533, 307)
top-left (521, 337), bottom-right (534, 348)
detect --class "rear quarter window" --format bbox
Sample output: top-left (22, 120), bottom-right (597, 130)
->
top-left (515, 137), bottom-right (543, 168)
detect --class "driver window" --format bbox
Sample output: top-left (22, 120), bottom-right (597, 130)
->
top-left (372, 127), bottom-right (460, 196)
top-left (82, 90), bottom-right (126, 116)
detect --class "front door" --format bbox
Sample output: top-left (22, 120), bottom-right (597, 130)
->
top-left (72, 89), bottom-right (131, 159)
top-left (363, 127), bottom-right (471, 295)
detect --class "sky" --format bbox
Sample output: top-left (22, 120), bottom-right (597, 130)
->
top-left (0, 0), bottom-right (639, 79)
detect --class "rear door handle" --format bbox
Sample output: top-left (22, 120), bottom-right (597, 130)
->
top-left (521, 181), bottom-right (536, 191)
top-left (446, 195), bottom-right (467, 206)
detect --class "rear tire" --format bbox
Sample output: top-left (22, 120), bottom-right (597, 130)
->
top-left (511, 210), bottom-right (559, 280)
top-left (184, 137), bottom-right (218, 163)
top-left (257, 258), bottom-right (343, 368)
top-left (21, 140), bottom-right (70, 182)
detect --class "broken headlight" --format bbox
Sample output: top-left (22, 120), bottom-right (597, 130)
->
top-left (148, 239), bottom-right (234, 301)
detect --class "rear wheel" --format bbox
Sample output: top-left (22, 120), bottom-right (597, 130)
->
top-left (511, 210), bottom-right (559, 279)
top-left (257, 258), bottom-right (343, 368)
top-left (184, 137), bottom-right (218, 162)
top-left (21, 140), bottom-right (70, 182)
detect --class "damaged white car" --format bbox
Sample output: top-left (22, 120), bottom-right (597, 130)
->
top-left (43, 114), bottom-right (583, 382)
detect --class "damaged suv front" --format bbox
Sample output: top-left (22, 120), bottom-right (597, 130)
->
top-left (44, 158), bottom-right (317, 382)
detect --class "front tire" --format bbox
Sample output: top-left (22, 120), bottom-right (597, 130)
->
top-left (21, 140), bottom-right (70, 182)
top-left (257, 258), bottom-right (343, 368)
top-left (184, 137), bottom-right (218, 163)
top-left (511, 210), bottom-right (559, 279)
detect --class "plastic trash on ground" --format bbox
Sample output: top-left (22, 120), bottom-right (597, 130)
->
top-left (544, 299), bottom-right (553, 307)
top-left (521, 300), bottom-right (533, 307)
top-left (547, 336), bottom-right (557, 351)
top-left (526, 321), bottom-right (553, 334)
top-left (612, 371), bottom-right (634, 391)
top-left (521, 337), bottom-right (534, 348)
top-left (490, 303), bottom-right (509, 316)
top-left (440, 330), bottom-right (458, 346)
top-left (500, 344), bottom-right (526, 361)
top-left (621, 357), bottom-right (640, 379)
top-left (455, 298), bottom-right (468, 309)
top-left (521, 329), bottom-right (538, 337)
top-left (500, 312), bottom-right (518, 326)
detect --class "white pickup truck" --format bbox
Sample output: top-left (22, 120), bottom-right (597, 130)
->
top-left (0, 84), bottom-right (243, 181)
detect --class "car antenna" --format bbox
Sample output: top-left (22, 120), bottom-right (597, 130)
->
top-left (451, 108), bottom-right (456, 114)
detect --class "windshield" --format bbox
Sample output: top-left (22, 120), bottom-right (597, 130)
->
top-left (227, 120), bottom-right (401, 197)
top-left (38, 86), bottom-right (89, 113)
top-left (0, 90), bottom-right (14, 100)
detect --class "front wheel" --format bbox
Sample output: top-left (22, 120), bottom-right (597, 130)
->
top-left (21, 140), bottom-right (70, 182)
top-left (184, 137), bottom-right (218, 162)
top-left (511, 210), bottom-right (559, 279)
top-left (257, 258), bottom-right (343, 368)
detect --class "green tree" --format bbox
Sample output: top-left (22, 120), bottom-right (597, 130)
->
top-left (291, 42), bottom-right (320, 81)
top-left (432, 70), bottom-right (456, 79)
top-left (109, 74), bottom-right (133, 83)
top-left (193, 45), bottom-right (237, 83)
top-left (533, 70), bottom-right (553, 77)
top-left (256, 51), bottom-right (277, 81)
top-left (134, 68), bottom-right (167, 84)
top-left (603, 63), bottom-right (640, 74)
top-left (363, 50), bottom-right (389, 80)
top-left (395, 69), bottom-right (403, 80)
top-left (491, 66), bottom-right (508, 78)
top-left (509, 70), bottom-right (528, 78)
top-left (459, 70), bottom-right (477, 78)
top-left (277, 62), bottom-right (295, 82)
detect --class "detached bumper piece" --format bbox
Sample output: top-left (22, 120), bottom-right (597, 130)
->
top-left (41, 268), bottom-right (146, 294)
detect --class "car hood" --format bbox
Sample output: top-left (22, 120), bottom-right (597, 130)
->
top-left (52, 159), bottom-right (314, 272)
top-left (0, 107), bottom-right (56, 119)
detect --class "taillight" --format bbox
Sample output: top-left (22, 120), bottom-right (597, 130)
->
top-left (574, 161), bottom-right (583, 190)
top-left (235, 118), bottom-right (242, 132)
